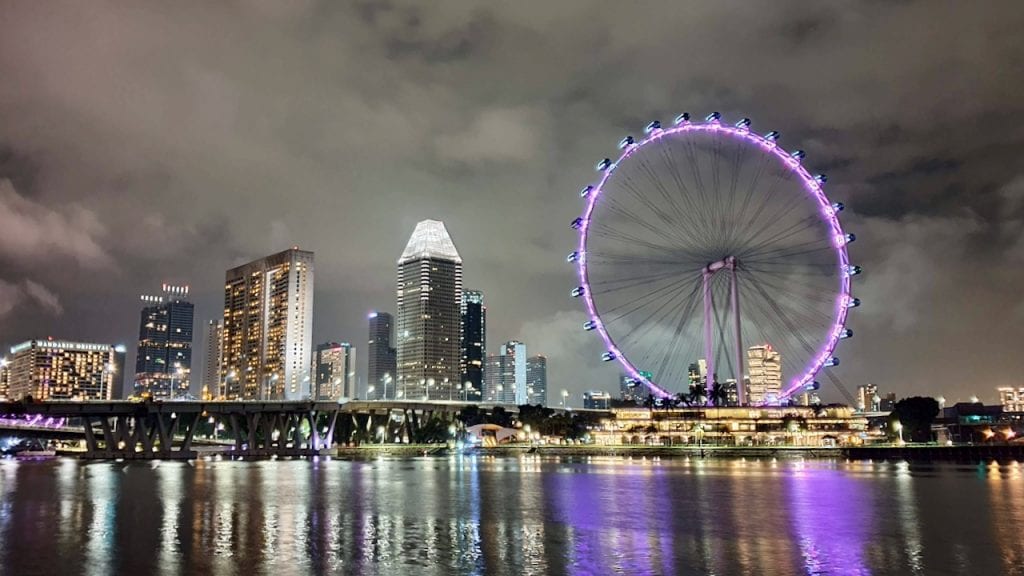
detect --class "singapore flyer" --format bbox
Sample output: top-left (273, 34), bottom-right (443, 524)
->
top-left (569, 112), bottom-right (859, 406)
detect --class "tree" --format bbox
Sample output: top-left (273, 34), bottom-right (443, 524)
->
top-left (892, 396), bottom-right (940, 443)
top-left (412, 417), bottom-right (450, 444)
top-left (517, 404), bottom-right (555, 430)
top-left (457, 405), bottom-right (486, 427)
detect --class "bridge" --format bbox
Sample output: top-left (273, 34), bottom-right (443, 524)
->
top-left (0, 400), bottom-right (520, 459)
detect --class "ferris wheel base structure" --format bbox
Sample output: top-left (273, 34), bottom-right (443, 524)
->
top-left (569, 111), bottom-right (860, 407)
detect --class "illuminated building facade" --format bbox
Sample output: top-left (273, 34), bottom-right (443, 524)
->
top-left (0, 358), bottom-right (9, 400)
top-left (998, 387), bottom-right (1024, 412)
top-left (7, 339), bottom-right (119, 401)
top-left (747, 345), bottom-right (782, 405)
top-left (134, 285), bottom-right (194, 399)
top-left (593, 406), bottom-right (868, 446)
top-left (584, 390), bottom-right (612, 410)
top-left (484, 341), bottom-right (526, 404)
top-left (856, 383), bottom-right (880, 412)
top-left (526, 355), bottom-right (547, 406)
top-left (367, 311), bottom-right (396, 400)
top-left (201, 319), bottom-right (223, 400)
top-left (315, 342), bottom-right (357, 400)
top-left (221, 248), bottom-right (314, 400)
top-left (460, 290), bottom-right (485, 402)
top-left (396, 220), bottom-right (462, 401)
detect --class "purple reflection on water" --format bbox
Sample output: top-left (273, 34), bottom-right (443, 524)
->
top-left (787, 464), bottom-right (872, 575)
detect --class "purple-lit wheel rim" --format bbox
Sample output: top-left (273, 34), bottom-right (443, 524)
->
top-left (576, 117), bottom-right (851, 400)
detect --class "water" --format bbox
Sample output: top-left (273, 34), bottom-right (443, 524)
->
top-left (0, 456), bottom-right (1022, 576)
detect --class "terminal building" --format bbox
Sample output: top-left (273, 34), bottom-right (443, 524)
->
top-left (590, 406), bottom-right (869, 447)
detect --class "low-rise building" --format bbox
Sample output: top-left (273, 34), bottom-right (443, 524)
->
top-left (591, 406), bottom-right (869, 447)
top-left (583, 390), bottom-right (612, 410)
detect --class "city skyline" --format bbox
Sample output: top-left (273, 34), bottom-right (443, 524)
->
top-left (2, 4), bottom-right (1024, 405)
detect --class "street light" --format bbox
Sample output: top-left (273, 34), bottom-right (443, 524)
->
top-left (169, 363), bottom-right (184, 401)
top-left (383, 373), bottom-right (392, 400)
top-left (894, 421), bottom-right (904, 444)
top-left (561, 389), bottom-right (569, 408)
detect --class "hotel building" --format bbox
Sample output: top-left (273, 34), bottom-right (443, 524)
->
top-left (221, 248), bottom-right (314, 400)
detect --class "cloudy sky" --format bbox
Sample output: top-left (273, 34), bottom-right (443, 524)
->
top-left (1, 1), bottom-right (1023, 405)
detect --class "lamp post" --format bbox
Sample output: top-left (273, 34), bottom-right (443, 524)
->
top-left (561, 389), bottom-right (569, 408)
top-left (894, 421), bottom-right (904, 445)
top-left (383, 373), bottom-right (392, 400)
top-left (168, 363), bottom-right (184, 401)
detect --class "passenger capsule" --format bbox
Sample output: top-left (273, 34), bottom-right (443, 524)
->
top-left (570, 286), bottom-right (585, 298)
top-left (840, 328), bottom-right (853, 339)
top-left (824, 357), bottom-right (840, 367)
top-left (815, 174), bottom-right (828, 184)
top-left (846, 265), bottom-right (862, 277)
top-left (805, 381), bottom-right (821, 391)
top-left (764, 131), bottom-right (780, 141)
top-left (845, 233), bottom-right (856, 244)
top-left (644, 121), bottom-right (661, 134)
top-left (847, 297), bottom-right (861, 308)
top-left (596, 158), bottom-right (612, 171)
top-left (601, 351), bottom-right (616, 362)
top-left (567, 251), bottom-right (580, 263)
top-left (580, 185), bottom-right (594, 198)
top-left (570, 217), bottom-right (584, 230)
top-left (673, 112), bottom-right (691, 125)
top-left (618, 136), bottom-right (635, 149)
top-left (583, 320), bottom-right (597, 331)
top-left (735, 118), bottom-right (751, 129)
top-left (705, 112), bottom-right (721, 122)
top-left (790, 149), bottom-right (806, 160)
top-left (831, 202), bottom-right (845, 213)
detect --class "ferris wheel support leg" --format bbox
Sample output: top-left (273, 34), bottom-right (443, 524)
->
top-left (731, 266), bottom-right (746, 406)
top-left (703, 271), bottom-right (715, 406)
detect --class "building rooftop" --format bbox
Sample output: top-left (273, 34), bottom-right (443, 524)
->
top-left (398, 220), bottom-right (462, 264)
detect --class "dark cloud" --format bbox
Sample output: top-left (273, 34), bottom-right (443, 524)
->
top-left (1, 0), bottom-right (1023, 404)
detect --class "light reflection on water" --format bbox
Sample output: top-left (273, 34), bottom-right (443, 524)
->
top-left (0, 456), bottom-right (1022, 576)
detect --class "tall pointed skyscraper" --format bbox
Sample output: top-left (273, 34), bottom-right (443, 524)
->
top-left (396, 220), bottom-right (462, 401)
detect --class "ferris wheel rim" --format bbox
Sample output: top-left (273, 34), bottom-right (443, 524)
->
top-left (574, 115), bottom-right (852, 401)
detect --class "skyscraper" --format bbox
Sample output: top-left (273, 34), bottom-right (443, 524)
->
top-left (526, 355), bottom-right (547, 406)
top-left (396, 220), bottom-right (462, 401)
top-left (620, 374), bottom-right (640, 404)
top-left (484, 353), bottom-right (514, 404)
top-left (7, 339), bottom-right (119, 401)
top-left (747, 344), bottom-right (782, 405)
top-left (134, 284), bottom-right (194, 399)
top-left (222, 248), bottom-right (314, 400)
top-left (484, 341), bottom-right (527, 404)
top-left (856, 383), bottom-right (880, 412)
top-left (201, 319), bottom-right (223, 400)
top-left (460, 290), bottom-right (485, 402)
top-left (0, 357), bottom-right (10, 401)
top-left (367, 311), bottom-right (396, 400)
top-left (315, 342), bottom-right (357, 400)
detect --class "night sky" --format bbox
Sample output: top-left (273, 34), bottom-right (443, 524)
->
top-left (1, 2), bottom-right (1023, 404)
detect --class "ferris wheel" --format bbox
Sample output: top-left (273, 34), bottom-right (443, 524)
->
top-left (569, 112), bottom-right (859, 405)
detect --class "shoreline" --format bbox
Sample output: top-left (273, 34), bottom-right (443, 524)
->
top-left (333, 443), bottom-right (1024, 462)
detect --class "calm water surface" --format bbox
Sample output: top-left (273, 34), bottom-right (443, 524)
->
top-left (0, 456), bottom-right (1022, 575)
